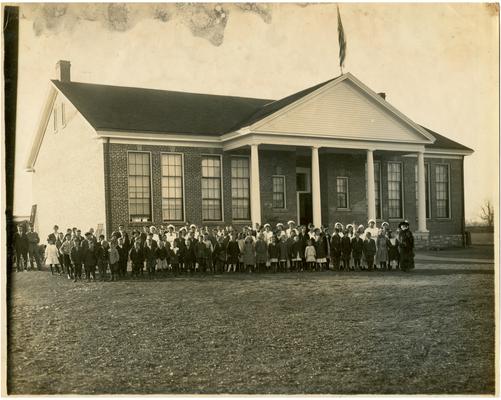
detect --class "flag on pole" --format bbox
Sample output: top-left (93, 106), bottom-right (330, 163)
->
top-left (337, 5), bottom-right (347, 72)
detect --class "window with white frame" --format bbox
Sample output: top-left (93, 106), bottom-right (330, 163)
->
top-left (161, 153), bottom-right (184, 221)
top-left (202, 155), bottom-right (222, 221)
top-left (387, 162), bottom-right (403, 219)
top-left (435, 164), bottom-right (450, 218)
top-left (231, 157), bottom-right (250, 220)
top-left (53, 108), bottom-right (58, 132)
top-left (128, 152), bottom-right (152, 222)
top-left (414, 163), bottom-right (430, 218)
top-left (272, 176), bottom-right (286, 209)
top-left (374, 162), bottom-right (381, 219)
top-left (61, 102), bottom-right (66, 126)
top-left (336, 177), bottom-right (349, 209)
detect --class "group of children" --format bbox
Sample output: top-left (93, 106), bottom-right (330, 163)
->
top-left (39, 218), bottom-right (415, 282)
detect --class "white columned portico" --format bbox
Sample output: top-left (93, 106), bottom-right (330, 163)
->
top-left (250, 143), bottom-right (261, 226)
top-left (417, 151), bottom-right (428, 232)
top-left (311, 146), bottom-right (322, 228)
top-left (366, 149), bottom-right (377, 221)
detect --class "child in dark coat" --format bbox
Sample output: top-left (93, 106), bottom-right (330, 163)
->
top-left (290, 235), bottom-right (303, 271)
top-left (330, 229), bottom-right (342, 270)
top-left (226, 235), bottom-right (240, 273)
top-left (169, 238), bottom-right (181, 276)
top-left (129, 241), bottom-right (144, 278)
top-left (341, 231), bottom-right (352, 271)
top-left (70, 238), bottom-right (84, 282)
top-left (96, 239), bottom-right (109, 281)
top-left (117, 237), bottom-right (129, 278)
top-left (143, 237), bottom-right (158, 278)
top-left (268, 236), bottom-right (279, 273)
top-left (183, 238), bottom-right (196, 273)
top-left (156, 240), bottom-right (169, 274)
top-left (83, 240), bottom-right (97, 281)
top-left (363, 232), bottom-right (377, 271)
top-left (278, 236), bottom-right (289, 272)
top-left (351, 231), bottom-right (364, 270)
top-left (212, 236), bottom-right (226, 274)
top-left (255, 234), bottom-right (268, 273)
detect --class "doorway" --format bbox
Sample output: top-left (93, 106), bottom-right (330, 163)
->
top-left (296, 167), bottom-right (312, 226)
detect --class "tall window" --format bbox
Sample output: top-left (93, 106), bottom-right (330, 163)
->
top-left (336, 177), bottom-right (349, 209)
top-left (272, 176), bottom-right (286, 209)
top-left (387, 162), bottom-right (402, 219)
top-left (53, 108), bottom-right (58, 132)
top-left (161, 154), bottom-right (184, 221)
top-left (202, 156), bottom-right (222, 221)
top-left (435, 164), bottom-right (450, 218)
top-left (61, 102), bottom-right (66, 126)
top-left (414, 163), bottom-right (430, 218)
top-left (231, 158), bottom-right (250, 220)
top-left (128, 152), bottom-right (151, 222)
top-left (374, 162), bottom-right (381, 219)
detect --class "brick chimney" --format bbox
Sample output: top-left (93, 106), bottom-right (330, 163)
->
top-left (56, 60), bottom-right (71, 82)
top-left (378, 92), bottom-right (386, 100)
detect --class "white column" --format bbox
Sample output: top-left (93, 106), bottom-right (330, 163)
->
top-left (311, 146), bottom-right (322, 228)
top-left (250, 144), bottom-right (261, 226)
top-left (417, 151), bottom-right (428, 232)
top-left (366, 149), bottom-right (376, 221)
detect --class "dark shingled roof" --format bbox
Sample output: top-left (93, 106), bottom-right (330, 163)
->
top-left (421, 126), bottom-right (473, 152)
top-left (52, 78), bottom-right (472, 153)
top-left (52, 80), bottom-right (272, 135)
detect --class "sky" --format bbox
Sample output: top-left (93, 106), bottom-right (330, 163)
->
top-left (12, 3), bottom-right (499, 223)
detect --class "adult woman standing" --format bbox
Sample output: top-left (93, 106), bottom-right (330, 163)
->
top-left (398, 220), bottom-right (415, 272)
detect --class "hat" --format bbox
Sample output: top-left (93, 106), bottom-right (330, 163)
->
top-left (179, 227), bottom-right (187, 232)
top-left (190, 224), bottom-right (196, 229)
top-left (398, 220), bottom-right (410, 229)
top-left (368, 219), bottom-right (376, 224)
top-left (381, 221), bottom-right (389, 227)
top-left (276, 223), bottom-right (284, 228)
top-left (167, 224), bottom-right (175, 229)
top-left (287, 220), bottom-right (296, 225)
top-left (357, 224), bottom-right (365, 231)
top-left (263, 223), bottom-right (271, 228)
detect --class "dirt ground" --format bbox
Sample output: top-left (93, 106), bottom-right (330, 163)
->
top-left (7, 264), bottom-right (495, 394)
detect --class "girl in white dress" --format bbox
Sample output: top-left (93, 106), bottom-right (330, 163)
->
top-left (45, 238), bottom-right (60, 275)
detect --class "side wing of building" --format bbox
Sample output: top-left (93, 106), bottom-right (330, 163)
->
top-left (29, 88), bottom-right (106, 240)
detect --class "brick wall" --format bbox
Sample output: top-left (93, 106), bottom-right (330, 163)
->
top-left (106, 144), bottom-right (465, 245)
top-left (259, 149), bottom-right (297, 225)
top-left (107, 144), bottom-right (299, 232)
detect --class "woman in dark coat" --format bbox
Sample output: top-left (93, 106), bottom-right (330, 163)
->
top-left (398, 221), bottom-right (415, 272)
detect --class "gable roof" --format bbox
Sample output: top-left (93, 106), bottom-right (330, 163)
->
top-left (421, 126), bottom-right (473, 152)
top-left (50, 77), bottom-right (471, 153)
top-left (52, 80), bottom-right (272, 136)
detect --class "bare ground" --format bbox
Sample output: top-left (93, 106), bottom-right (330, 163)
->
top-left (7, 265), bottom-right (495, 394)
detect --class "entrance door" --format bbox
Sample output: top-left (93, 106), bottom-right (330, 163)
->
top-left (298, 192), bottom-right (313, 226)
top-left (296, 168), bottom-right (312, 226)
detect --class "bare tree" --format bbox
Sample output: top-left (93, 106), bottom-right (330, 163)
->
top-left (480, 200), bottom-right (494, 228)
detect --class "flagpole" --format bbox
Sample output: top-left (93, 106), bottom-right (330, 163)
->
top-left (337, 4), bottom-right (346, 76)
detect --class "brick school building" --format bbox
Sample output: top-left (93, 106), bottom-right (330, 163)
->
top-left (26, 60), bottom-right (473, 248)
